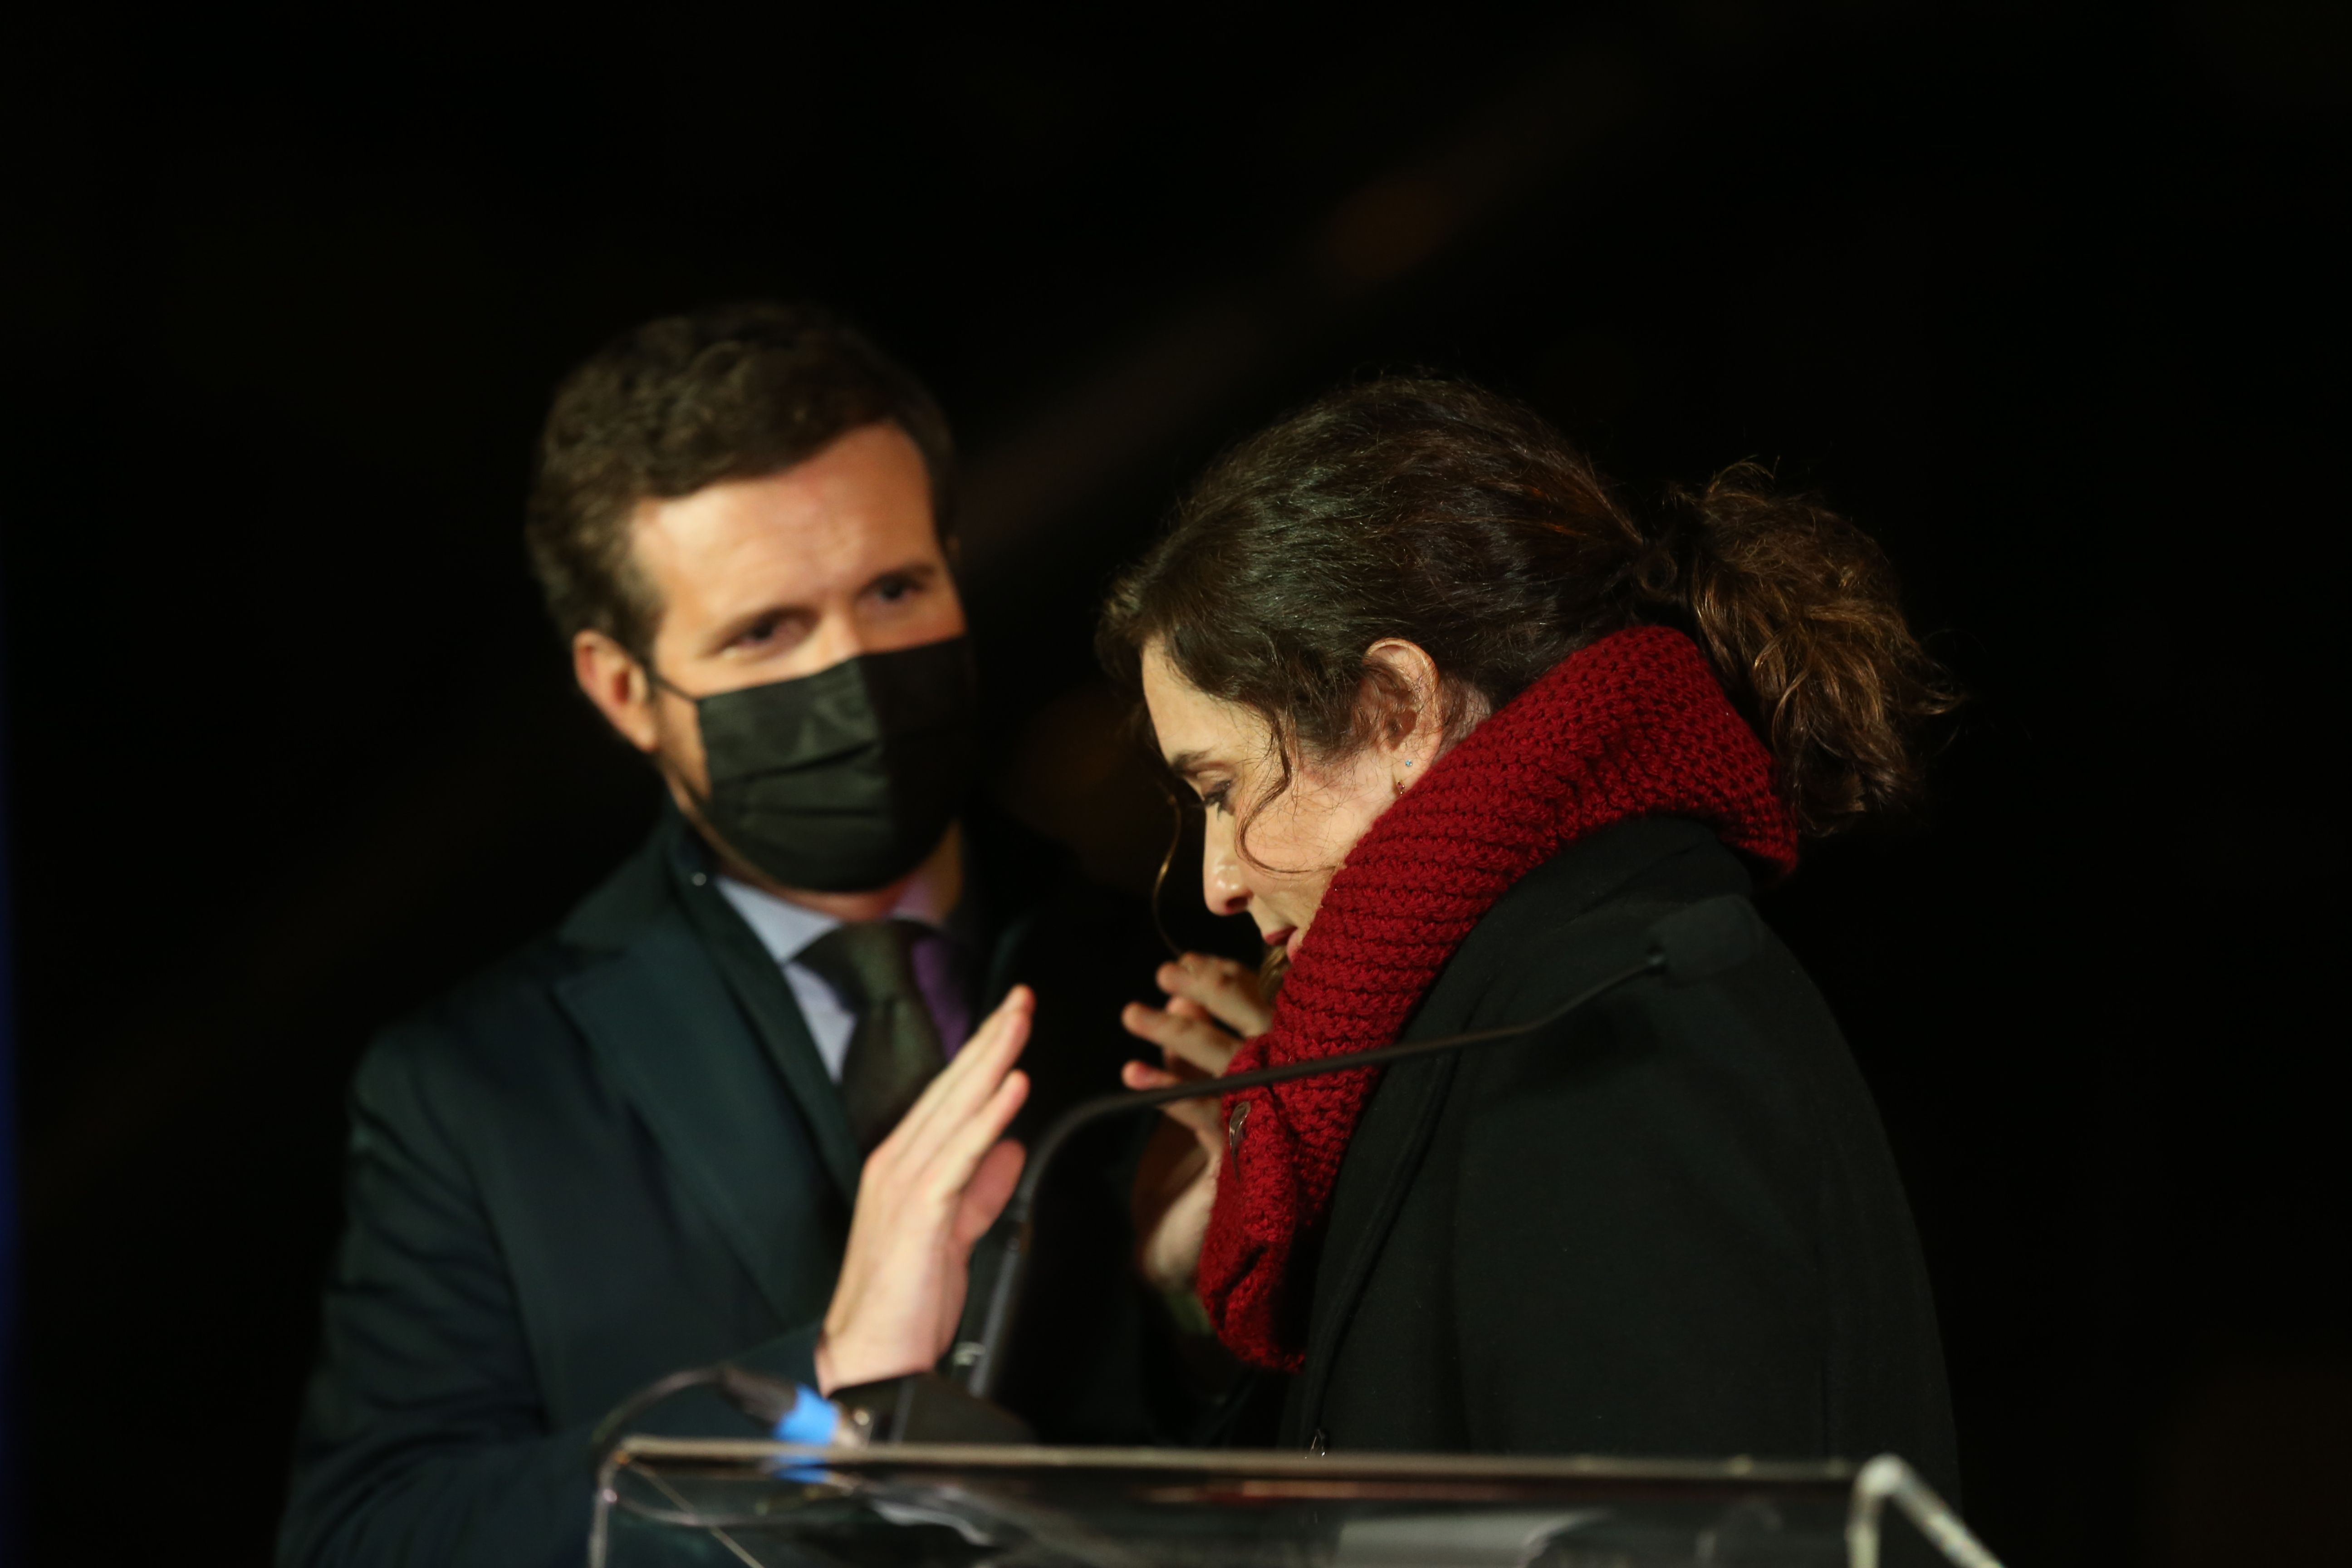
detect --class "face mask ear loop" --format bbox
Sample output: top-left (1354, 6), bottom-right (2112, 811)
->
top-left (640, 657), bottom-right (724, 826)
top-left (1150, 784), bottom-right (1188, 961)
top-left (641, 657), bottom-right (697, 705)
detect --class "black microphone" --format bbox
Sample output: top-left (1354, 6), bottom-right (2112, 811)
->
top-left (955, 893), bottom-right (1764, 1402)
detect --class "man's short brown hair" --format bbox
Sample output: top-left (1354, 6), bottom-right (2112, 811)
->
top-left (525, 301), bottom-right (955, 660)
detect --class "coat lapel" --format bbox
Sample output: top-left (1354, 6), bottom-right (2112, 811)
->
top-left (1288, 1047), bottom-right (1463, 1442)
top-left (555, 916), bottom-right (843, 1324)
top-left (552, 808), bottom-right (861, 1323)
top-left (1286, 817), bottom-right (1733, 1442)
top-left (668, 875), bottom-right (865, 1200)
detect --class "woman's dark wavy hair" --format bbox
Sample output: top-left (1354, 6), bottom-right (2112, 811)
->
top-left (1098, 376), bottom-right (1958, 841)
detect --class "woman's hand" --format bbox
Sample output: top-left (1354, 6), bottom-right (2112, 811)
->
top-left (813, 987), bottom-right (1034, 1394)
top-left (1123, 953), bottom-right (1272, 1078)
top-left (1120, 955), bottom-right (1273, 1297)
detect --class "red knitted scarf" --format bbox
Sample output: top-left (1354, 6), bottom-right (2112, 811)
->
top-left (1198, 626), bottom-right (1799, 1370)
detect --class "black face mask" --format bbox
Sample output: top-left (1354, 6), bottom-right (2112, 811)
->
top-left (668, 636), bottom-right (980, 893)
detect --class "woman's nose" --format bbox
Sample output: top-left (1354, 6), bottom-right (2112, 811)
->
top-left (1201, 818), bottom-right (1252, 918)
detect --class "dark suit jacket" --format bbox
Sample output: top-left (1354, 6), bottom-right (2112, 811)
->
top-left (278, 804), bottom-right (1167, 1568)
top-left (1278, 817), bottom-right (1960, 1494)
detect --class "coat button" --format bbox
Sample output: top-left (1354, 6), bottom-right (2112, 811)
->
top-left (1307, 1427), bottom-right (1328, 1457)
top-left (1226, 1100), bottom-right (1250, 1159)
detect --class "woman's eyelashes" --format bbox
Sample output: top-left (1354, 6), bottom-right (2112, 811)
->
top-left (1196, 780), bottom-right (1234, 816)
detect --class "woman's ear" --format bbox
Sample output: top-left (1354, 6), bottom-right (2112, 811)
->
top-left (1361, 638), bottom-right (1449, 775)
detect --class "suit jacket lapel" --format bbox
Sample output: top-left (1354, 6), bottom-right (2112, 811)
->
top-left (556, 914), bottom-right (843, 1323)
top-left (552, 807), bottom-right (862, 1321)
top-left (671, 875), bottom-right (864, 1200)
top-left (546, 803), bottom-right (1073, 1328)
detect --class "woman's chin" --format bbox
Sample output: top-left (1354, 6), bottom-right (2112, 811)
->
top-left (1284, 927), bottom-right (1308, 963)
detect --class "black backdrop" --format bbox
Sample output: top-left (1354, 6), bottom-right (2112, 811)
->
top-left (3, 5), bottom-right (2344, 1564)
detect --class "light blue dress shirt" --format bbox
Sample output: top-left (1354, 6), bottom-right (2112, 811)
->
top-left (714, 875), bottom-right (970, 1081)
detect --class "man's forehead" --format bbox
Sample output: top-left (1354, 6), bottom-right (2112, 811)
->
top-left (631, 436), bottom-right (940, 608)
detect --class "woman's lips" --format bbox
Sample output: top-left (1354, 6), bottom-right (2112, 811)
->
top-left (1262, 926), bottom-right (1294, 948)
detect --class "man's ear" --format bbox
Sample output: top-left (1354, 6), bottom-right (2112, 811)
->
top-left (573, 630), bottom-right (661, 753)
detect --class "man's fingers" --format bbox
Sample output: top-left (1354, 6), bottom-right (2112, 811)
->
top-left (951, 986), bottom-right (1035, 1083)
top-left (953, 1139), bottom-right (1027, 1249)
top-left (891, 987), bottom-right (1033, 1155)
top-left (923, 1071), bottom-right (1029, 1206)
top-left (915, 1067), bottom-right (1030, 1202)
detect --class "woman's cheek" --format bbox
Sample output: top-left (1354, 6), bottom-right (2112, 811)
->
top-left (1268, 850), bottom-right (1345, 930)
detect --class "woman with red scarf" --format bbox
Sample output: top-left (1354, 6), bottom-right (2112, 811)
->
top-left (1103, 376), bottom-right (1961, 1482)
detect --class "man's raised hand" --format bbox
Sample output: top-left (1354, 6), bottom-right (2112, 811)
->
top-left (813, 986), bottom-right (1034, 1393)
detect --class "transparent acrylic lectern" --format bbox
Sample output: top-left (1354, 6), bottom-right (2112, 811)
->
top-left (592, 1439), bottom-right (1999, 1567)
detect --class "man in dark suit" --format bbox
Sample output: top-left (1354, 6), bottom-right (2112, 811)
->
top-left (278, 304), bottom-right (1169, 1568)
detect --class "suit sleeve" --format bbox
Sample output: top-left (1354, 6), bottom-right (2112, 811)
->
top-left (1444, 987), bottom-right (1829, 1458)
top-left (276, 1019), bottom-right (603, 1568)
top-left (279, 1010), bottom-right (837, 1568)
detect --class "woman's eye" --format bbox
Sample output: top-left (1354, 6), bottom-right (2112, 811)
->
top-left (1200, 784), bottom-right (1233, 815)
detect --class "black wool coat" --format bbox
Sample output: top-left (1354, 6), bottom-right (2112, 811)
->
top-left (1276, 816), bottom-right (1959, 1494)
top-left (278, 804), bottom-right (1171, 1568)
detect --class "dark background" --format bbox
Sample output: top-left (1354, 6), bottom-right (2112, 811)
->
top-left (3, 4), bottom-right (2345, 1563)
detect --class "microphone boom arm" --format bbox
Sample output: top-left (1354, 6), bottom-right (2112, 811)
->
top-left (957, 946), bottom-right (1668, 1399)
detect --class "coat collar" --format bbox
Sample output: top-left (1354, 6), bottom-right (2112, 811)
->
top-left (1283, 816), bottom-right (1735, 1444)
top-left (557, 804), bottom-right (689, 953)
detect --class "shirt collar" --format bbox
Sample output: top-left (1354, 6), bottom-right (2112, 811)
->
top-left (714, 873), bottom-right (953, 968)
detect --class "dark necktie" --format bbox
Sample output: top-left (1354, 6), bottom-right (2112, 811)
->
top-left (796, 920), bottom-right (948, 1151)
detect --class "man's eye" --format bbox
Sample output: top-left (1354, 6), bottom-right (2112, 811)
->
top-left (872, 575), bottom-right (919, 603)
top-left (733, 612), bottom-right (806, 651)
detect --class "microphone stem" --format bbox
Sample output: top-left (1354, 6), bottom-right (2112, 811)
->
top-left (955, 948), bottom-right (1661, 1396)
